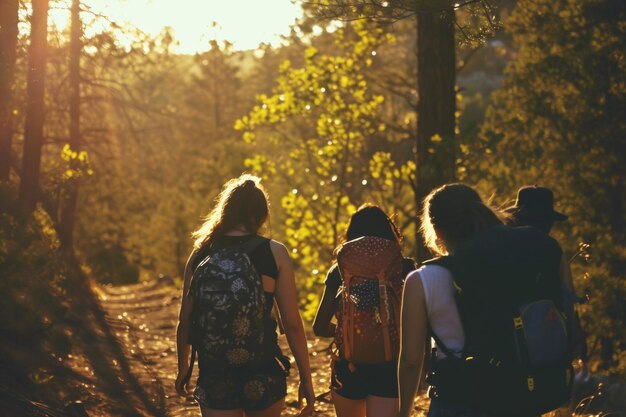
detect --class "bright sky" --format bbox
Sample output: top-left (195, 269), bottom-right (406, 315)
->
top-left (50, 0), bottom-right (303, 53)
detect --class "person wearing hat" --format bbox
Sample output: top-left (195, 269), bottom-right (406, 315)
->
top-left (506, 185), bottom-right (587, 362)
top-left (505, 185), bottom-right (568, 233)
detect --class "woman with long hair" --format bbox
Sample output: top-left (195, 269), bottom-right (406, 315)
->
top-left (397, 183), bottom-right (568, 417)
top-left (313, 204), bottom-right (416, 417)
top-left (175, 174), bottom-right (315, 417)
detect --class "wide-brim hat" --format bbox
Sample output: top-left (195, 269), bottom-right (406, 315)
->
top-left (505, 186), bottom-right (568, 222)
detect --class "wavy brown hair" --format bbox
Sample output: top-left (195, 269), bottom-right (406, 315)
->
top-left (192, 174), bottom-right (269, 250)
top-left (421, 183), bottom-right (507, 256)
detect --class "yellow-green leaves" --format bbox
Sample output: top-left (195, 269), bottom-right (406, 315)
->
top-left (236, 23), bottom-right (395, 320)
top-left (60, 144), bottom-right (94, 181)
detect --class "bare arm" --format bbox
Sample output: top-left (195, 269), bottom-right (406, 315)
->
top-left (272, 241), bottom-right (315, 414)
top-left (174, 250), bottom-right (196, 394)
top-left (398, 271), bottom-right (428, 417)
top-left (312, 268), bottom-right (339, 338)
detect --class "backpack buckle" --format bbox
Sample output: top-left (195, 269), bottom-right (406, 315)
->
top-left (514, 317), bottom-right (524, 329)
top-left (527, 376), bottom-right (535, 391)
top-left (488, 357), bottom-right (501, 367)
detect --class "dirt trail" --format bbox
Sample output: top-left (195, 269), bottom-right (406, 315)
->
top-left (100, 278), bottom-right (429, 417)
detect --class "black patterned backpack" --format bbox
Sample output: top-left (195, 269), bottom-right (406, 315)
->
top-left (185, 236), bottom-right (269, 380)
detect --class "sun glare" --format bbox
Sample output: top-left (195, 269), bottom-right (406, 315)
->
top-left (49, 0), bottom-right (303, 53)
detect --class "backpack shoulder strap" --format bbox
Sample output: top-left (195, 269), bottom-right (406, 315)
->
top-left (428, 324), bottom-right (460, 360)
top-left (190, 244), bottom-right (212, 273)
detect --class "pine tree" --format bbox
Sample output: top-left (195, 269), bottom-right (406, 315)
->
top-left (0, 0), bottom-right (19, 179)
top-left (19, 0), bottom-right (49, 213)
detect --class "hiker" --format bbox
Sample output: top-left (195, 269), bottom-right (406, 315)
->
top-left (505, 185), bottom-right (587, 362)
top-left (175, 175), bottom-right (315, 417)
top-left (398, 184), bottom-right (573, 417)
top-left (313, 204), bottom-right (416, 417)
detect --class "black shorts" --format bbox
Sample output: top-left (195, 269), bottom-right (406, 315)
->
top-left (194, 357), bottom-right (290, 411)
top-left (331, 359), bottom-right (398, 400)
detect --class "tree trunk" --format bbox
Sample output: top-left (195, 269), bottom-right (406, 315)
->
top-left (19, 0), bottom-right (49, 213)
top-left (0, 0), bottom-right (19, 180)
top-left (415, 9), bottom-right (457, 261)
top-left (59, 0), bottom-right (82, 250)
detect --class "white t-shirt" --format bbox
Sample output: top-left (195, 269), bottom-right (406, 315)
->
top-left (408, 264), bottom-right (465, 359)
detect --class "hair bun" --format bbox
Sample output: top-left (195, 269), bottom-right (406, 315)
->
top-left (242, 179), bottom-right (256, 188)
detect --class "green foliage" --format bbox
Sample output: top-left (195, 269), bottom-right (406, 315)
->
top-left (237, 22), bottom-right (416, 319)
top-left (478, 0), bottom-right (626, 375)
top-left (0, 182), bottom-right (73, 391)
top-left (307, 0), bottom-right (501, 46)
top-left (55, 30), bottom-right (251, 280)
top-left (59, 144), bottom-right (93, 179)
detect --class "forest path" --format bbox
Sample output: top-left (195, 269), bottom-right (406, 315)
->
top-left (99, 278), bottom-right (429, 417)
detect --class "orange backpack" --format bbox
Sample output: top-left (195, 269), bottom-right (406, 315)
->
top-left (335, 236), bottom-right (405, 364)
